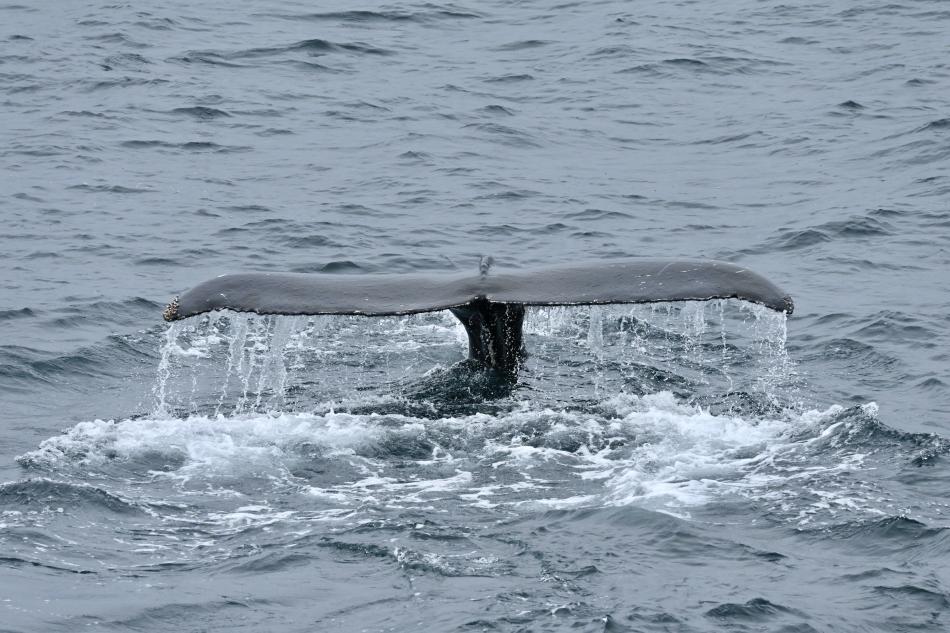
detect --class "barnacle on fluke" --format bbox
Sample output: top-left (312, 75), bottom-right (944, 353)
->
top-left (162, 296), bottom-right (179, 322)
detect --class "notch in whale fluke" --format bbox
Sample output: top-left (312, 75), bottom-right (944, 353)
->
top-left (163, 258), bottom-right (793, 374)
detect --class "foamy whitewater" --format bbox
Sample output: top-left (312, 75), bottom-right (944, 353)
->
top-left (8, 304), bottom-right (947, 630)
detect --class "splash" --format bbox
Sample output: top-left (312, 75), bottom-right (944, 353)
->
top-left (151, 300), bottom-right (794, 416)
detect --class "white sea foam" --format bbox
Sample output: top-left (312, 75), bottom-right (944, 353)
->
top-left (17, 388), bottom-right (876, 526)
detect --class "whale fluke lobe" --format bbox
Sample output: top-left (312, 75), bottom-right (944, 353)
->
top-left (163, 258), bottom-right (793, 374)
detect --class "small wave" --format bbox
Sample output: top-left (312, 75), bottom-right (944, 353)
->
top-left (493, 40), bottom-right (550, 52)
top-left (562, 208), bottom-right (633, 222)
top-left (264, 8), bottom-right (481, 23)
top-left (0, 307), bottom-right (35, 321)
top-left (181, 38), bottom-right (394, 64)
top-left (478, 104), bottom-right (515, 116)
top-left (462, 122), bottom-right (540, 147)
top-left (169, 106), bottom-right (231, 119)
top-left (82, 77), bottom-right (169, 91)
top-left (838, 99), bottom-right (865, 110)
top-left (692, 131), bottom-right (761, 145)
top-left (761, 214), bottom-right (893, 252)
top-left (665, 57), bottom-right (707, 67)
top-left (0, 479), bottom-right (145, 515)
top-left (67, 183), bottom-right (152, 194)
top-left (764, 228), bottom-right (832, 251)
top-left (705, 597), bottom-right (801, 621)
top-left (916, 118), bottom-right (950, 132)
top-left (482, 73), bottom-right (534, 83)
top-left (120, 140), bottom-right (250, 153)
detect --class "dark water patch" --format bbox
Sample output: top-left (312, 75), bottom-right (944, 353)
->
top-left (169, 106), bottom-right (231, 119)
top-left (493, 40), bottom-right (550, 52)
top-left (479, 104), bottom-right (515, 116)
top-left (705, 597), bottom-right (800, 621)
top-left (780, 36), bottom-right (817, 45)
top-left (106, 600), bottom-right (261, 632)
top-left (663, 199), bottom-right (719, 210)
top-left (11, 192), bottom-right (46, 203)
top-left (917, 376), bottom-right (946, 390)
top-left (317, 538), bottom-right (393, 562)
top-left (869, 138), bottom-right (950, 166)
top-left (120, 139), bottom-right (250, 153)
top-left (85, 32), bottom-right (149, 49)
top-left (917, 118), bottom-right (950, 132)
top-left (258, 127), bottom-right (294, 136)
top-left (616, 63), bottom-right (666, 77)
top-left (14, 341), bottom-right (144, 382)
top-left (67, 183), bottom-right (151, 194)
top-left (282, 234), bottom-right (343, 248)
top-left (83, 77), bottom-right (169, 91)
top-left (562, 208), bottom-right (633, 221)
top-left (838, 4), bottom-right (908, 18)
top-left (287, 39), bottom-right (393, 56)
top-left (0, 307), bottom-right (35, 321)
top-left (319, 260), bottom-right (363, 273)
top-left (483, 73), bottom-right (534, 83)
top-left (462, 122), bottom-right (540, 147)
top-left (192, 39), bottom-right (394, 63)
top-left (761, 214), bottom-right (892, 252)
top-left (219, 204), bottom-right (271, 214)
top-left (872, 584), bottom-right (950, 610)
top-left (135, 257), bottom-right (178, 266)
top-left (286, 60), bottom-right (340, 73)
top-left (59, 109), bottom-right (117, 119)
top-left (664, 57), bottom-right (707, 67)
top-left (133, 15), bottom-right (178, 31)
top-left (693, 131), bottom-right (760, 145)
top-left (838, 100), bottom-right (865, 110)
top-left (762, 228), bottom-right (831, 251)
top-left (222, 550), bottom-right (313, 575)
top-left (906, 77), bottom-right (936, 86)
top-left (266, 8), bottom-right (481, 23)
top-left (869, 207), bottom-right (905, 218)
top-left (853, 311), bottom-right (936, 347)
top-left (25, 250), bottom-right (60, 259)
top-left (102, 52), bottom-right (152, 70)
top-left (816, 215), bottom-right (894, 238)
top-left (398, 150), bottom-right (430, 162)
top-left (8, 34), bottom-right (33, 40)
top-left (0, 555), bottom-right (95, 575)
top-left (0, 479), bottom-right (144, 515)
top-left (284, 10), bottom-right (417, 22)
top-left (171, 51), bottom-right (248, 67)
top-left (803, 516), bottom-right (948, 551)
top-left (589, 44), bottom-right (640, 58)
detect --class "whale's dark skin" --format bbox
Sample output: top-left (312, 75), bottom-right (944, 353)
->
top-left (163, 258), bottom-right (793, 376)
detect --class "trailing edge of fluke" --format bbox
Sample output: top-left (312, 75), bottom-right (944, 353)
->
top-left (163, 258), bottom-right (793, 375)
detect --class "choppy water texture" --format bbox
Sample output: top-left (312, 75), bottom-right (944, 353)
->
top-left (2, 0), bottom-right (950, 631)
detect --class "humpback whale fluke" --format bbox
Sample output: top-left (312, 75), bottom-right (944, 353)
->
top-left (163, 258), bottom-right (793, 375)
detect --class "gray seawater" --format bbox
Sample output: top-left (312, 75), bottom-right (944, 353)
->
top-left (2, 1), bottom-right (950, 631)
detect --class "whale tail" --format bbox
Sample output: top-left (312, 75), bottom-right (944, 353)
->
top-left (163, 258), bottom-right (793, 375)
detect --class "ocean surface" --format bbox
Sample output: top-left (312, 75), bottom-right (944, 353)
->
top-left (2, 1), bottom-right (949, 631)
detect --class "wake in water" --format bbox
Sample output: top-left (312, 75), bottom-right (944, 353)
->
top-left (8, 302), bottom-right (950, 631)
top-left (20, 300), bottom-right (928, 526)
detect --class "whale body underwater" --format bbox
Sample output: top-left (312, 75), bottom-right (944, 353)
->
top-left (164, 258), bottom-right (794, 376)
